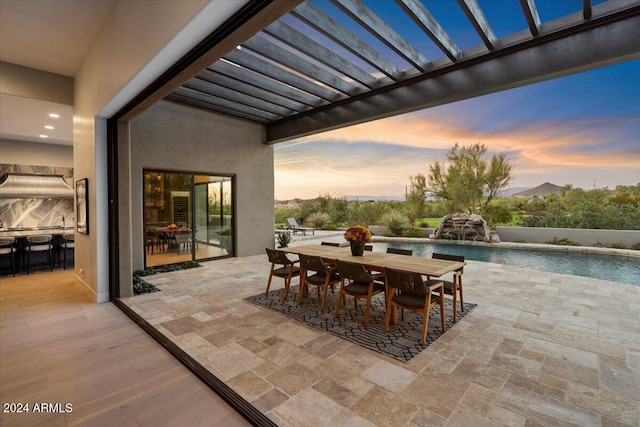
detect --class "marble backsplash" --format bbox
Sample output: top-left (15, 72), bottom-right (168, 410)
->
top-left (0, 164), bottom-right (74, 229)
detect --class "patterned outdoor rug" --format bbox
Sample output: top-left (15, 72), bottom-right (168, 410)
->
top-left (245, 285), bottom-right (477, 362)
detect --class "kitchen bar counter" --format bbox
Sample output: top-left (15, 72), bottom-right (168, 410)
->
top-left (0, 228), bottom-right (75, 274)
top-left (0, 227), bottom-right (72, 238)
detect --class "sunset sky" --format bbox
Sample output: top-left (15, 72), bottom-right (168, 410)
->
top-left (273, 2), bottom-right (639, 200)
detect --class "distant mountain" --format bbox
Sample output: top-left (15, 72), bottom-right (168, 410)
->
top-left (345, 195), bottom-right (405, 201)
top-left (512, 182), bottom-right (563, 197)
top-left (499, 187), bottom-right (531, 196)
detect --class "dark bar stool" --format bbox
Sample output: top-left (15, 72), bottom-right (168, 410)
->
top-left (0, 237), bottom-right (17, 276)
top-left (59, 233), bottom-right (75, 269)
top-left (26, 234), bottom-right (53, 274)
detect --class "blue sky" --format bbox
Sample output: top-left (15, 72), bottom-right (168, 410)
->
top-left (274, 2), bottom-right (639, 200)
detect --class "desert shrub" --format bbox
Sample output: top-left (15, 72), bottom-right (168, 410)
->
top-left (415, 217), bottom-right (441, 228)
top-left (402, 226), bottom-right (426, 238)
top-left (483, 202), bottom-right (514, 226)
top-left (631, 242), bottom-right (640, 250)
top-left (276, 232), bottom-right (292, 248)
top-left (610, 242), bottom-right (628, 249)
top-left (381, 210), bottom-right (410, 235)
top-left (305, 211), bottom-right (332, 229)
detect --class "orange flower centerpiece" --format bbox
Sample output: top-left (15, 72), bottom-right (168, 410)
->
top-left (344, 225), bottom-right (371, 256)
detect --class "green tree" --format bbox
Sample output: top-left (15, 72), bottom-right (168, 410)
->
top-left (426, 143), bottom-right (513, 215)
top-left (407, 174), bottom-right (427, 222)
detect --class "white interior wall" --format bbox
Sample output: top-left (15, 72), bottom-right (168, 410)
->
top-left (73, 0), bottom-right (217, 302)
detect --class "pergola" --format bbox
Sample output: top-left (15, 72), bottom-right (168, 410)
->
top-left (136, 0), bottom-right (640, 144)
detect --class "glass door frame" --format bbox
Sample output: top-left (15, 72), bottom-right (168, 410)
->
top-left (143, 168), bottom-right (235, 268)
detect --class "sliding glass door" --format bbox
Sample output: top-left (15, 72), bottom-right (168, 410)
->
top-left (144, 170), bottom-right (234, 268)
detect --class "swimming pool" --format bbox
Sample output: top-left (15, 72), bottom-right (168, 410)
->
top-left (380, 241), bottom-right (640, 287)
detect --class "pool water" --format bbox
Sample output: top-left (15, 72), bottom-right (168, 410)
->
top-left (383, 242), bottom-right (640, 287)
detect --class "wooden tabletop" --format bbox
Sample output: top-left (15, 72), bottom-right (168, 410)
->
top-left (281, 244), bottom-right (464, 277)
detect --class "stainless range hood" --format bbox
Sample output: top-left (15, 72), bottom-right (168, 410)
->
top-left (0, 172), bottom-right (74, 199)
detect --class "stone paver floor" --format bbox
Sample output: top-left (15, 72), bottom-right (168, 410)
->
top-left (121, 240), bottom-right (640, 427)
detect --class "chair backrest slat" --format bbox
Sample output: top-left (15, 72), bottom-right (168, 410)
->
top-left (386, 247), bottom-right (412, 255)
top-left (385, 267), bottom-right (428, 296)
top-left (432, 252), bottom-right (464, 272)
top-left (321, 242), bottom-right (339, 247)
top-left (266, 248), bottom-right (294, 265)
top-left (299, 253), bottom-right (327, 273)
top-left (336, 259), bottom-right (373, 282)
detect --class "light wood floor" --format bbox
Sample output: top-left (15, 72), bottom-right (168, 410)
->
top-left (0, 270), bottom-right (251, 427)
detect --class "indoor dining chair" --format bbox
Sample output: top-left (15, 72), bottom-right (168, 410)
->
top-left (26, 234), bottom-right (54, 274)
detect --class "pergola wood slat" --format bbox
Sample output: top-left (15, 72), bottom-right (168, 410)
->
top-left (243, 35), bottom-right (360, 95)
top-left (291, 2), bottom-right (401, 79)
top-left (331, 0), bottom-right (430, 71)
top-left (209, 59), bottom-right (326, 108)
top-left (264, 20), bottom-right (378, 88)
top-left (396, 0), bottom-right (461, 62)
top-left (197, 69), bottom-right (309, 112)
top-left (173, 87), bottom-right (282, 122)
top-left (456, 0), bottom-right (498, 51)
top-left (183, 78), bottom-right (297, 117)
top-left (519, 0), bottom-right (542, 36)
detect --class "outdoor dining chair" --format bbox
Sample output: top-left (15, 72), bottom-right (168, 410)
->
top-left (298, 254), bottom-right (341, 310)
top-left (386, 247), bottom-right (413, 255)
top-left (384, 267), bottom-right (445, 345)
top-left (265, 248), bottom-right (300, 301)
top-left (335, 259), bottom-right (385, 327)
top-left (430, 253), bottom-right (465, 322)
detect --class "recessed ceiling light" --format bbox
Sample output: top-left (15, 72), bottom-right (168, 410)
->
top-left (49, 113), bottom-right (60, 118)
top-left (45, 125), bottom-right (54, 130)
top-left (39, 134), bottom-right (48, 138)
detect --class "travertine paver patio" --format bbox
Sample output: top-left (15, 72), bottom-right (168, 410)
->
top-left (121, 243), bottom-right (640, 427)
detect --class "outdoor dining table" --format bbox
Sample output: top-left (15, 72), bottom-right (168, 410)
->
top-left (280, 244), bottom-right (465, 277)
top-left (279, 244), bottom-right (466, 324)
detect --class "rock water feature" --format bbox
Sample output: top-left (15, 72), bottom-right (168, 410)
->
top-left (430, 213), bottom-right (500, 243)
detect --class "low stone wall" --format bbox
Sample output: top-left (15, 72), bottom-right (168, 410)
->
top-left (496, 226), bottom-right (640, 247)
top-left (370, 225), bottom-right (639, 248)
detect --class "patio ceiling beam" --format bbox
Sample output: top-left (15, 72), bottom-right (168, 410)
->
top-left (331, 0), bottom-right (430, 72)
top-left (265, 11), bottom-right (640, 143)
top-left (165, 94), bottom-right (269, 123)
top-left (396, 0), bottom-right (462, 62)
top-left (197, 69), bottom-right (310, 112)
top-left (182, 78), bottom-right (298, 117)
top-left (120, 0), bottom-right (305, 121)
top-left (205, 61), bottom-right (323, 108)
top-left (263, 21), bottom-right (378, 88)
top-left (223, 49), bottom-right (338, 103)
top-left (242, 35), bottom-right (359, 95)
top-left (519, 0), bottom-right (542, 36)
top-left (457, 0), bottom-right (498, 51)
top-left (291, 2), bottom-right (401, 80)
top-left (173, 86), bottom-right (282, 122)
top-left (583, 0), bottom-right (592, 20)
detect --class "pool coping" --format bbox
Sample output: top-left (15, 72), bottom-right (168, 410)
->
top-left (370, 236), bottom-right (640, 258)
